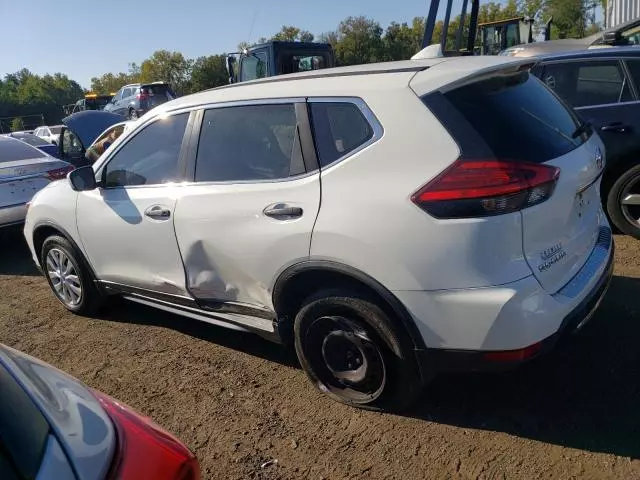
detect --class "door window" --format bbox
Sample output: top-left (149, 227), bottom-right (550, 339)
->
top-left (103, 113), bottom-right (188, 187)
top-left (624, 59), bottom-right (640, 93)
top-left (310, 101), bottom-right (374, 167)
top-left (240, 52), bottom-right (268, 82)
top-left (194, 103), bottom-right (303, 182)
top-left (541, 60), bottom-right (633, 108)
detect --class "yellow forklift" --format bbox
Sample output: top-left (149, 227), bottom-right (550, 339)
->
top-left (421, 0), bottom-right (551, 55)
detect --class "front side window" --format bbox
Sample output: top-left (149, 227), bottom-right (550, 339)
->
top-left (541, 60), bottom-right (633, 108)
top-left (310, 102), bottom-right (374, 167)
top-left (195, 104), bottom-right (303, 182)
top-left (103, 113), bottom-right (188, 187)
top-left (240, 52), bottom-right (268, 82)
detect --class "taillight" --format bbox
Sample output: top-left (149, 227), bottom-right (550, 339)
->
top-left (93, 390), bottom-right (201, 480)
top-left (412, 159), bottom-right (560, 219)
top-left (136, 93), bottom-right (149, 100)
top-left (46, 165), bottom-right (74, 181)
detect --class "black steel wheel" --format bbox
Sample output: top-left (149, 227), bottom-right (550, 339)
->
top-left (294, 288), bottom-right (423, 411)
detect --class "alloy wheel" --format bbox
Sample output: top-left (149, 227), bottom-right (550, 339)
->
top-left (46, 248), bottom-right (82, 307)
top-left (620, 173), bottom-right (640, 230)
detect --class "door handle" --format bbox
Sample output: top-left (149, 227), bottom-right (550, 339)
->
top-left (263, 204), bottom-right (303, 220)
top-left (601, 122), bottom-right (631, 133)
top-left (144, 205), bottom-right (171, 219)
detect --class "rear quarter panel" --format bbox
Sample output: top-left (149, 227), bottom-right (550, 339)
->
top-left (309, 86), bottom-right (532, 291)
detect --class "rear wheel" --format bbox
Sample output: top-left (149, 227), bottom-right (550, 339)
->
top-left (606, 164), bottom-right (640, 239)
top-left (128, 109), bottom-right (138, 120)
top-left (41, 235), bottom-right (103, 315)
top-left (293, 288), bottom-right (423, 411)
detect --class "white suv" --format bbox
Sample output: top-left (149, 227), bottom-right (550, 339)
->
top-left (24, 55), bottom-right (613, 410)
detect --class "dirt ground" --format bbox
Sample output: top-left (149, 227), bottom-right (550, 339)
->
top-left (1, 229), bottom-right (640, 480)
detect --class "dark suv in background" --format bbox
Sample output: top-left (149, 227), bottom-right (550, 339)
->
top-left (532, 47), bottom-right (640, 239)
top-left (104, 82), bottom-right (176, 120)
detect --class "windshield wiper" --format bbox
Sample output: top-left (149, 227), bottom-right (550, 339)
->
top-left (571, 120), bottom-right (592, 139)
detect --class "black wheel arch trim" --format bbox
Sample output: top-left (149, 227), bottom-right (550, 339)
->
top-left (272, 260), bottom-right (428, 353)
top-left (32, 221), bottom-right (101, 288)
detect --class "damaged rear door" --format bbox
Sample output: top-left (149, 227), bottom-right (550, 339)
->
top-left (173, 101), bottom-right (321, 314)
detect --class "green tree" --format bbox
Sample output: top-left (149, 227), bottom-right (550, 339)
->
top-left (10, 117), bottom-right (24, 132)
top-left (543, 0), bottom-right (591, 39)
top-left (333, 16), bottom-right (384, 66)
top-left (0, 69), bottom-right (83, 129)
top-left (139, 50), bottom-right (193, 95)
top-left (190, 55), bottom-right (229, 93)
top-left (383, 20), bottom-right (423, 60)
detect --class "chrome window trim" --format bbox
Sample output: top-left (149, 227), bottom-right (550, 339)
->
top-left (307, 96), bottom-right (384, 171)
top-left (96, 96), bottom-right (383, 189)
top-left (575, 99), bottom-right (640, 110)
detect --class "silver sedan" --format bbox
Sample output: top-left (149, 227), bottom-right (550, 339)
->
top-left (0, 136), bottom-right (74, 228)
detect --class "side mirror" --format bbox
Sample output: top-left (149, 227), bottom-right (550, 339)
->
top-left (603, 30), bottom-right (625, 45)
top-left (69, 166), bottom-right (97, 191)
top-left (226, 55), bottom-right (237, 83)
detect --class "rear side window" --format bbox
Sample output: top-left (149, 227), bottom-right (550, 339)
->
top-left (310, 102), bottom-right (374, 167)
top-left (0, 138), bottom-right (46, 162)
top-left (195, 104), bottom-right (304, 182)
top-left (541, 60), bottom-right (633, 108)
top-left (441, 71), bottom-right (585, 163)
top-left (0, 364), bottom-right (50, 480)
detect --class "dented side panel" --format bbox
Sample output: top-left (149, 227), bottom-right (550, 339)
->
top-left (173, 175), bottom-right (321, 311)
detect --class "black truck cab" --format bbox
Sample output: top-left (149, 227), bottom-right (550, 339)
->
top-left (227, 41), bottom-right (335, 83)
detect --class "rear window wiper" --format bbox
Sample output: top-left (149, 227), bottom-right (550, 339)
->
top-left (571, 120), bottom-right (592, 139)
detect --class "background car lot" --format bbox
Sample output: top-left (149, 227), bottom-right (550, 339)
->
top-left (1, 229), bottom-right (639, 479)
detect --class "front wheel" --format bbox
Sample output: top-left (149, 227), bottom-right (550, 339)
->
top-left (41, 235), bottom-right (103, 315)
top-left (294, 288), bottom-right (423, 411)
top-left (606, 164), bottom-right (640, 239)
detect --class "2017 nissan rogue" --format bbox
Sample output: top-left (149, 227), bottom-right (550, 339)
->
top-left (24, 54), bottom-right (613, 411)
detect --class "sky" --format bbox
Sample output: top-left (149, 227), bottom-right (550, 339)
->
top-left (0, 0), bottom-right (463, 89)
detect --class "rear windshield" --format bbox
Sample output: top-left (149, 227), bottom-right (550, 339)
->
top-left (443, 71), bottom-right (586, 163)
top-left (0, 139), bottom-right (46, 162)
top-left (49, 126), bottom-right (62, 134)
top-left (85, 96), bottom-right (112, 110)
top-left (0, 364), bottom-right (50, 480)
top-left (12, 134), bottom-right (48, 147)
top-left (141, 84), bottom-right (175, 98)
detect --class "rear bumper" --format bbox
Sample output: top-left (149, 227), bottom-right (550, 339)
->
top-left (395, 225), bottom-right (614, 373)
top-left (0, 203), bottom-right (27, 228)
top-left (422, 236), bottom-right (614, 373)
